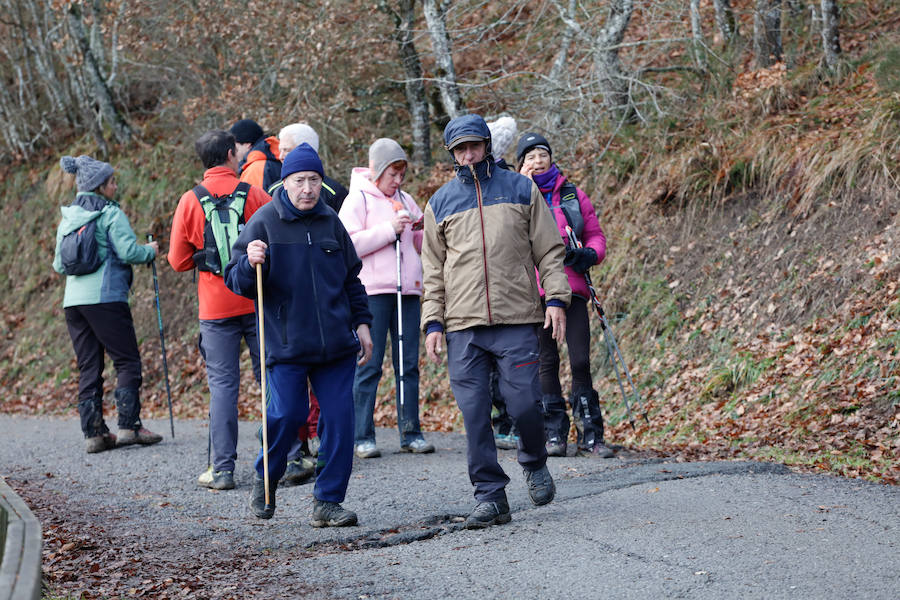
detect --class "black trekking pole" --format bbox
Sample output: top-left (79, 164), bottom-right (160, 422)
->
top-left (564, 226), bottom-right (649, 431)
top-left (148, 234), bottom-right (175, 438)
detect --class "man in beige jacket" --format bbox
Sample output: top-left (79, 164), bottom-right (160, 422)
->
top-left (421, 114), bottom-right (570, 529)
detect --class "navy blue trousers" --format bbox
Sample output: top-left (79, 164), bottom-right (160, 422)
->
top-left (446, 324), bottom-right (548, 502)
top-left (256, 354), bottom-right (356, 503)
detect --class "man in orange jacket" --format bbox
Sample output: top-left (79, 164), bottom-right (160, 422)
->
top-left (168, 129), bottom-right (271, 490)
top-left (231, 118), bottom-right (282, 192)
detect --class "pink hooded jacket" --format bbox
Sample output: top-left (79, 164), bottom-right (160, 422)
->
top-left (338, 167), bottom-right (424, 296)
top-left (537, 173), bottom-right (606, 301)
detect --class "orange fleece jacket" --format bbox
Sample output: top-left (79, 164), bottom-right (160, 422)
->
top-left (168, 166), bottom-right (270, 320)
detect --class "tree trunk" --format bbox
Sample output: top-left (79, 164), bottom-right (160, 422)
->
top-left (544, 0), bottom-right (578, 131)
top-left (377, 0), bottom-right (432, 165)
top-left (753, 0), bottom-right (783, 67)
top-left (690, 0), bottom-right (708, 71)
top-left (422, 0), bottom-right (465, 120)
top-left (820, 0), bottom-right (841, 69)
top-left (712, 0), bottom-right (738, 46)
top-left (66, 1), bottom-right (132, 144)
top-left (594, 0), bottom-right (635, 123)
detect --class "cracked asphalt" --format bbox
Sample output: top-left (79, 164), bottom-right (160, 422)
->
top-left (2, 415), bottom-right (898, 599)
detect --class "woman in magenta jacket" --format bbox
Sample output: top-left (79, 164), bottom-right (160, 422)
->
top-left (517, 132), bottom-right (614, 459)
top-left (339, 138), bottom-right (435, 458)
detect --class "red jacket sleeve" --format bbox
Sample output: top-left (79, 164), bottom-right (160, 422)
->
top-left (577, 187), bottom-right (606, 263)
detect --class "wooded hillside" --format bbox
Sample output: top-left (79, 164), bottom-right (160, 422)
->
top-left (1, 0), bottom-right (897, 483)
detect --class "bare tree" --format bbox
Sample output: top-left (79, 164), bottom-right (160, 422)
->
top-left (378, 0), bottom-right (432, 165)
top-left (820, 0), bottom-right (842, 69)
top-left (66, 2), bottom-right (132, 144)
top-left (753, 0), bottom-right (783, 67)
top-left (422, 0), bottom-right (465, 120)
top-left (712, 0), bottom-right (738, 46)
top-left (543, 0), bottom-right (579, 130)
top-left (595, 0), bottom-right (636, 122)
top-left (689, 0), bottom-right (708, 71)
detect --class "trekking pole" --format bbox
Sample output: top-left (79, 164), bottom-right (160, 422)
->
top-left (564, 227), bottom-right (649, 430)
top-left (395, 232), bottom-right (405, 410)
top-left (148, 235), bottom-right (175, 438)
top-left (256, 262), bottom-right (272, 512)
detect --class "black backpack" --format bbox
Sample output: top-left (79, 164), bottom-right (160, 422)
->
top-left (59, 214), bottom-right (103, 276)
top-left (192, 182), bottom-right (250, 276)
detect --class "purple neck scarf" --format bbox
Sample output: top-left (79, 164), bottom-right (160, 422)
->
top-left (533, 164), bottom-right (560, 193)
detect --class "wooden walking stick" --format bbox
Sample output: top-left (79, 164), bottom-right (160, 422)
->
top-left (256, 262), bottom-right (271, 511)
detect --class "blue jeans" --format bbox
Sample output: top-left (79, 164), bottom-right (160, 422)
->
top-left (199, 314), bottom-right (260, 473)
top-left (256, 355), bottom-right (356, 503)
top-left (352, 294), bottom-right (422, 446)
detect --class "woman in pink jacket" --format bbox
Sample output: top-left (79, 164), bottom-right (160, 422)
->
top-left (517, 132), bottom-right (614, 459)
top-left (339, 138), bottom-right (434, 458)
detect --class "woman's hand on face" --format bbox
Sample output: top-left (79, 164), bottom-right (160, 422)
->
top-left (519, 162), bottom-right (535, 180)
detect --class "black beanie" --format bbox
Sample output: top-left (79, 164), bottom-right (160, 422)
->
top-left (516, 132), bottom-right (552, 165)
top-left (230, 119), bottom-right (264, 144)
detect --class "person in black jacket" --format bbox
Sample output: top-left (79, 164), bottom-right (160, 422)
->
top-left (224, 143), bottom-right (373, 524)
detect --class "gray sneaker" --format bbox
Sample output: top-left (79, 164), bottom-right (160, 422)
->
top-left (523, 465), bottom-right (556, 506)
top-left (464, 497), bottom-right (511, 529)
top-left (400, 438), bottom-right (435, 454)
top-left (310, 499), bottom-right (358, 528)
top-left (85, 432), bottom-right (117, 454)
top-left (249, 475), bottom-right (277, 519)
top-left (198, 469), bottom-right (235, 490)
top-left (546, 437), bottom-right (567, 457)
top-left (354, 441), bottom-right (381, 459)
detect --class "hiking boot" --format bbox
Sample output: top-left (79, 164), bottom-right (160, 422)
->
top-left (85, 432), bottom-right (117, 454)
top-left (523, 465), bottom-right (556, 506)
top-left (494, 433), bottom-right (519, 450)
top-left (282, 458), bottom-right (315, 486)
top-left (249, 475), bottom-right (277, 519)
top-left (590, 441), bottom-right (616, 458)
top-left (198, 467), bottom-right (235, 490)
top-left (116, 427), bottom-right (162, 447)
top-left (310, 499), bottom-right (358, 528)
top-left (400, 438), bottom-right (435, 454)
top-left (546, 437), bottom-right (567, 457)
top-left (464, 497), bottom-right (511, 529)
top-left (354, 441), bottom-right (381, 459)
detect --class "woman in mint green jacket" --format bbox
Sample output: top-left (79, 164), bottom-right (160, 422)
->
top-left (53, 155), bottom-right (161, 453)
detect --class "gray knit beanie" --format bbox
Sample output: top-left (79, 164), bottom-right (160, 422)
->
top-left (487, 116), bottom-right (517, 160)
top-left (60, 155), bottom-right (115, 192)
top-left (368, 138), bottom-right (408, 181)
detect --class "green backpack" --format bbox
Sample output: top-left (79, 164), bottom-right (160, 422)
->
top-left (192, 182), bottom-right (250, 276)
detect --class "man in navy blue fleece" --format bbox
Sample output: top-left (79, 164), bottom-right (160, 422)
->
top-left (421, 114), bottom-right (571, 529)
top-left (224, 143), bottom-right (373, 524)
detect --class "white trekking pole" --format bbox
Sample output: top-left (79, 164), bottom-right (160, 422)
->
top-left (395, 226), bottom-right (405, 410)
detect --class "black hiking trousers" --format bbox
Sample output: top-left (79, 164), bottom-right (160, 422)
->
top-left (65, 302), bottom-right (143, 435)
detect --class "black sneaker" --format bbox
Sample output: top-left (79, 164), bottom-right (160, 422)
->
top-left (591, 441), bottom-right (615, 458)
top-left (464, 497), bottom-right (511, 529)
top-left (523, 465), bottom-right (555, 506)
top-left (249, 475), bottom-right (277, 519)
top-left (282, 458), bottom-right (315, 486)
top-left (310, 499), bottom-right (358, 528)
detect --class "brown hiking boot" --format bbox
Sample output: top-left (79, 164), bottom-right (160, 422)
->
top-left (117, 427), bottom-right (162, 447)
top-left (85, 432), bottom-right (117, 454)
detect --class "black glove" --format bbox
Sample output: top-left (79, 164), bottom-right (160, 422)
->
top-left (564, 247), bottom-right (597, 274)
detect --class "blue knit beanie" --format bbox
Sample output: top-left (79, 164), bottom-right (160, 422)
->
top-left (281, 143), bottom-right (324, 179)
top-left (60, 155), bottom-right (115, 192)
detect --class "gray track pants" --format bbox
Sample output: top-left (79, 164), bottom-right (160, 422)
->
top-left (199, 314), bottom-right (260, 473)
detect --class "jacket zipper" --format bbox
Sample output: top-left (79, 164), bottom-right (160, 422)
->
top-left (307, 230), bottom-right (327, 355)
top-left (470, 165), bottom-right (493, 324)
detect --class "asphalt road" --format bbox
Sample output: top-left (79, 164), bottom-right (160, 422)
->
top-left (1, 415), bottom-right (897, 599)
